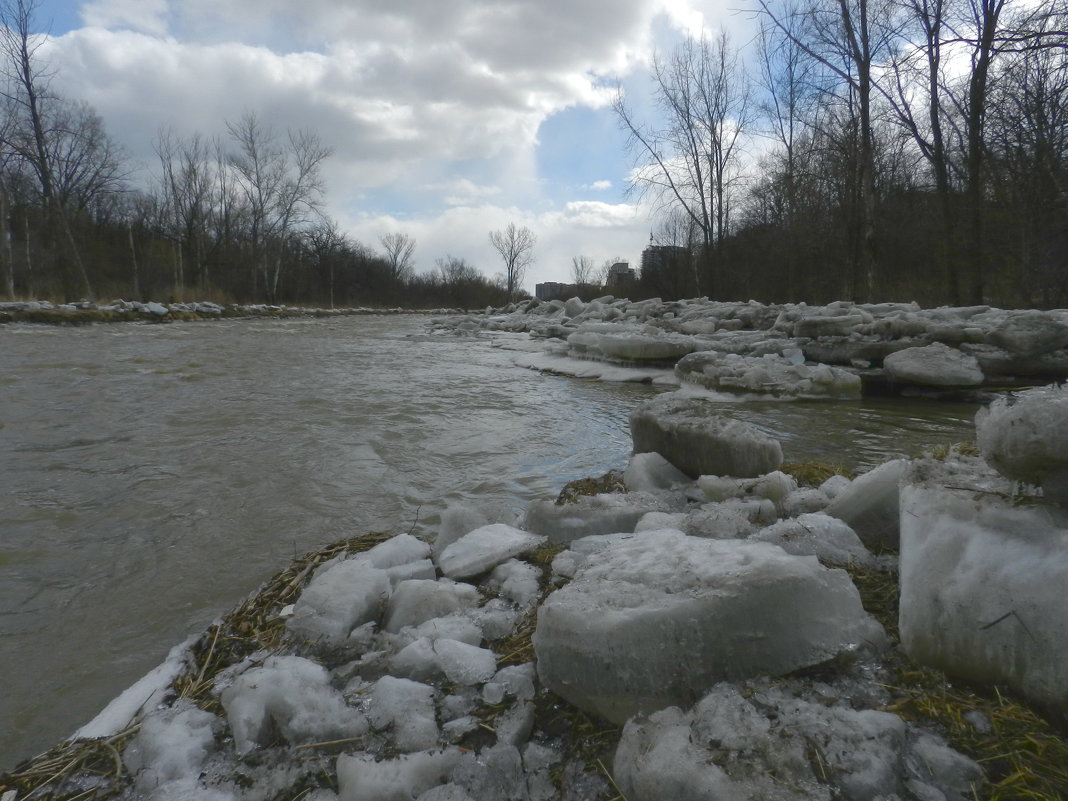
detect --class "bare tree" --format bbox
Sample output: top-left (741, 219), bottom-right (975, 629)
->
top-left (960, 0), bottom-right (1007, 304)
top-left (570, 255), bottom-right (595, 286)
top-left (304, 217), bottom-right (349, 308)
top-left (756, 13), bottom-right (823, 299)
top-left (882, 0), bottom-right (961, 301)
top-left (0, 0), bottom-right (100, 297)
top-left (985, 17), bottom-right (1068, 304)
top-left (379, 231), bottom-right (416, 283)
top-left (47, 100), bottom-right (125, 214)
top-left (156, 128), bottom-right (215, 295)
top-left (757, 0), bottom-right (897, 301)
top-left (614, 32), bottom-right (751, 296)
top-left (488, 222), bottom-right (535, 299)
top-left (227, 111), bottom-right (332, 302)
top-left (0, 0), bottom-right (53, 205)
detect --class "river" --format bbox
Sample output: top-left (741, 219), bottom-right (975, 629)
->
top-left (0, 315), bottom-right (978, 768)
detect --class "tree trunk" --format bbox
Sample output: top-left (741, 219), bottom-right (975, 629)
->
top-left (964, 0), bottom-right (1004, 305)
top-left (0, 180), bottom-right (12, 298)
top-left (128, 223), bottom-right (140, 300)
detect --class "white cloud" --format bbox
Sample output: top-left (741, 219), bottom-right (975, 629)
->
top-left (37, 1), bottom-right (750, 292)
top-left (80, 0), bottom-right (169, 35)
top-left (425, 178), bottom-right (502, 206)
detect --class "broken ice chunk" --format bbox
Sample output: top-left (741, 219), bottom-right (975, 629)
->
top-left (438, 524), bottom-right (546, 579)
top-left (287, 558), bottom-right (392, 646)
top-left (220, 655), bottom-right (367, 754)
top-left (534, 530), bottom-right (885, 724)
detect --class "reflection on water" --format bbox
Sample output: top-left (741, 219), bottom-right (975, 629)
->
top-left (699, 395), bottom-right (979, 470)
top-left (0, 316), bottom-right (977, 767)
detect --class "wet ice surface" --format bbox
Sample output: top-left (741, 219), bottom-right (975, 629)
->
top-left (75, 455), bottom-right (986, 801)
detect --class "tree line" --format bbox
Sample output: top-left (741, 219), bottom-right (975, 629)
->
top-left (0, 0), bottom-right (527, 309)
top-left (616, 0), bottom-right (1068, 308)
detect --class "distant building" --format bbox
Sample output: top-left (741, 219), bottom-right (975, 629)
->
top-left (535, 281), bottom-right (575, 301)
top-left (605, 261), bottom-right (635, 287)
top-left (640, 244), bottom-right (689, 277)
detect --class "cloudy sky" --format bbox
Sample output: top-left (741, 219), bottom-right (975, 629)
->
top-left (33, 0), bottom-right (752, 291)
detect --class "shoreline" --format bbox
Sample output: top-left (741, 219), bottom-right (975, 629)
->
top-left (0, 300), bottom-right (467, 325)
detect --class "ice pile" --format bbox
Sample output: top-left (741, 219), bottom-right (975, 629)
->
top-left (614, 682), bottom-right (982, 801)
top-left (434, 295), bottom-right (1068, 392)
top-left (899, 386), bottom-right (1068, 718)
top-left (676, 350), bottom-right (862, 399)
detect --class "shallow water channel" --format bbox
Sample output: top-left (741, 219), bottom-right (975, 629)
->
top-left (0, 315), bottom-right (979, 767)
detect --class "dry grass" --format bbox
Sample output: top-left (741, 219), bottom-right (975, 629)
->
top-left (0, 730), bottom-right (138, 801)
top-left (781, 459), bottom-right (853, 487)
top-left (555, 470), bottom-right (625, 504)
top-left (925, 441), bottom-right (981, 461)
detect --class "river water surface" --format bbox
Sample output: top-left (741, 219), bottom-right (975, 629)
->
top-left (0, 315), bottom-right (978, 767)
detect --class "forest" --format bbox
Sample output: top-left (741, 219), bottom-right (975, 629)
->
top-left (1, 0), bottom-right (1066, 309)
top-left (617, 0), bottom-right (1068, 308)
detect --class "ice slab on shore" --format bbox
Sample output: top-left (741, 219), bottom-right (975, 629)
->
top-left (486, 559), bottom-right (542, 607)
top-left (75, 636), bottom-right (196, 739)
top-left (383, 579), bottom-right (481, 633)
top-left (899, 470), bottom-right (1068, 717)
top-left (752, 512), bottom-right (876, 567)
top-left (523, 490), bottom-right (681, 544)
top-left (824, 459), bottom-right (906, 551)
top-left (437, 524), bottom-right (546, 579)
top-left (624, 451), bottom-right (693, 492)
top-left (883, 342), bottom-right (984, 386)
top-left (366, 676), bottom-right (439, 752)
top-left (356, 533), bottom-right (432, 569)
top-left (630, 392), bottom-right (783, 478)
top-left (123, 701), bottom-right (218, 797)
top-left (975, 383), bottom-right (1068, 501)
top-left (613, 683), bottom-right (981, 801)
top-left (512, 349), bottom-right (678, 384)
top-left (287, 558), bottom-right (392, 645)
top-left (988, 309), bottom-right (1068, 356)
top-left (337, 748), bottom-right (462, 801)
top-left (676, 350), bottom-right (862, 399)
top-left (220, 656), bottom-right (367, 754)
top-left (570, 327), bottom-right (696, 362)
top-left (533, 529), bottom-right (885, 724)
top-left (682, 499), bottom-right (775, 539)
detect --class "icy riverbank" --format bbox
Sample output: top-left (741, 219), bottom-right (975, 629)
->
top-left (5, 383), bottom-right (1067, 801)
top-left (0, 299), bottom-right (461, 324)
top-left (434, 296), bottom-right (1068, 398)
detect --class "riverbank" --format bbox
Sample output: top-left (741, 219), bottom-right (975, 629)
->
top-left (0, 299), bottom-right (465, 325)
top-left (4, 382), bottom-right (1066, 801)
top-left (434, 296), bottom-right (1068, 400)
